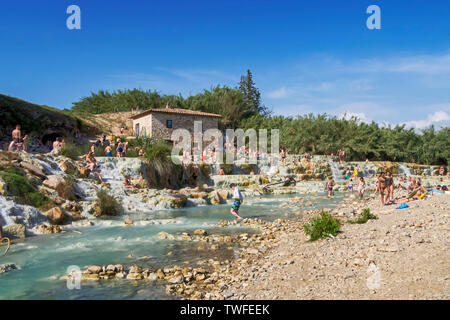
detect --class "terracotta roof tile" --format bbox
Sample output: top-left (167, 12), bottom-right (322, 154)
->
top-left (131, 107), bottom-right (222, 119)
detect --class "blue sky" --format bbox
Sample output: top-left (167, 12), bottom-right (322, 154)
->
top-left (1, 0), bottom-right (449, 129)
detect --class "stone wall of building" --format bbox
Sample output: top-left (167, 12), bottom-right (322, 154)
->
top-left (132, 114), bottom-right (152, 137)
top-left (151, 113), bottom-right (218, 141)
top-left (132, 112), bottom-right (220, 146)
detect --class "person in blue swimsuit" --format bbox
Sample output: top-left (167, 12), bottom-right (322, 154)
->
top-left (347, 179), bottom-right (354, 193)
top-left (105, 145), bottom-right (112, 157)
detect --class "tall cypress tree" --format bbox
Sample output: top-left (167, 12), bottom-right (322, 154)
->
top-left (239, 69), bottom-right (270, 117)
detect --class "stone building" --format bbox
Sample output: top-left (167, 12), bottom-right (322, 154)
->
top-left (130, 103), bottom-right (221, 146)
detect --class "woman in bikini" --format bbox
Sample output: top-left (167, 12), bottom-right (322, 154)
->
top-left (378, 172), bottom-right (387, 205)
top-left (383, 172), bottom-right (393, 204)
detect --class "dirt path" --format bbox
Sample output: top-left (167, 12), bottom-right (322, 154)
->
top-left (217, 192), bottom-right (449, 300)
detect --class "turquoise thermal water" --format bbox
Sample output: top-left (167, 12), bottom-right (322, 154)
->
top-left (0, 193), bottom-right (342, 300)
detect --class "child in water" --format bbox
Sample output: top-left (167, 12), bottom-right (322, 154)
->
top-left (327, 177), bottom-right (334, 197)
top-left (230, 183), bottom-right (243, 219)
top-left (347, 179), bottom-right (354, 193)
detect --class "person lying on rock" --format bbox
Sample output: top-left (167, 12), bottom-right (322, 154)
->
top-left (394, 189), bottom-right (428, 204)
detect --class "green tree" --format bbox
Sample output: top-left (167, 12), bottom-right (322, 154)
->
top-left (239, 69), bottom-right (270, 117)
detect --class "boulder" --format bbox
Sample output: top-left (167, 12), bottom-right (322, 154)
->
top-left (208, 190), bottom-right (225, 205)
top-left (78, 167), bottom-right (90, 179)
top-left (127, 273), bottom-right (143, 280)
top-left (194, 229), bottom-right (207, 236)
top-left (43, 175), bottom-right (66, 190)
top-left (129, 266), bottom-right (142, 273)
top-left (133, 179), bottom-right (149, 189)
top-left (124, 218), bottom-right (133, 226)
top-left (168, 274), bottom-right (184, 284)
top-left (0, 151), bottom-right (21, 162)
top-left (20, 162), bottom-right (46, 179)
top-left (3, 224), bottom-right (26, 239)
top-left (0, 263), bottom-right (18, 274)
top-left (59, 160), bottom-right (78, 175)
top-left (44, 207), bottom-right (66, 225)
top-left (36, 224), bottom-right (61, 234)
top-left (217, 189), bottom-right (229, 199)
top-left (0, 180), bottom-right (6, 195)
top-left (87, 265), bottom-right (102, 274)
top-left (189, 192), bottom-right (208, 199)
top-left (165, 194), bottom-right (187, 208)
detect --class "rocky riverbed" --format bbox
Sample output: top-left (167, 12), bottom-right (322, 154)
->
top-left (202, 191), bottom-right (450, 300)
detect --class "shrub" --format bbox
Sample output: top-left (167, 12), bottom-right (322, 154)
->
top-left (0, 168), bottom-right (53, 209)
top-left (59, 144), bottom-right (86, 160)
top-left (199, 162), bottom-right (211, 179)
top-left (144, 140), bottom-right (171, 162)
top-left (55, 177), bottom-right (76, 201)
top-left (348, 208), bottom-right (378, 224)
top-left (94, 190), bottom-right (122, 216)
top-left (303, 211), bottom-right (341, 241)
top-left (221, 163), bottom-right (234, 175)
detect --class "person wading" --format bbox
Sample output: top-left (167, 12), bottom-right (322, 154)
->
top-left (229, 183), bottom-right (243, 219)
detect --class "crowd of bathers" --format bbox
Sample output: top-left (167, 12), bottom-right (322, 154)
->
top-left (375, 173), bottom-right (448, 206)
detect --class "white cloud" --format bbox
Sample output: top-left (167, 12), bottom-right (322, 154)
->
top-left (402, 110), bottom-right (450, 129)
top-left (307, 82), bottom-right (333, 92)
top-left (389, 54), bottom-right (450, 75)
top-left (267, 87), bottom-right (293, 99)
top-left (341, 111), bottom-right (371, 123)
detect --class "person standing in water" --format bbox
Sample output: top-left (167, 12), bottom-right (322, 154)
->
top-left (347, 179), bottom-right (354, 194)
top-left (327, 177), bottom-right (334, 197)
top-left (230, 183), bottom-right (243, 219)
top-left (357, 177), bottom-right (366, 200)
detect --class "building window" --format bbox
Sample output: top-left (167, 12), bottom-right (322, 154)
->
top-left (166, 120), bottom-right (172, 128)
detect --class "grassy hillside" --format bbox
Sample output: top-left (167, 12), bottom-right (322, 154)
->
top-left (0, 94), bottom-right (95, 144)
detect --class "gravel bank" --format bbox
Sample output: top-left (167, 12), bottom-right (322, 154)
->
top-left (213, 191), bottom-right (450, 300)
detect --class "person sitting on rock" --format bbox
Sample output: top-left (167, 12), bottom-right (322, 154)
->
top-left (90, 163), bottom-right (104, 183)
top-left (218, 168), bottom-right (225, 176)
top-left (51, 138), bottom-right (63, 154)
top-left (8, 140), bottom-right (17, 152)
top-left (123, 176), bottom-right (137, 191)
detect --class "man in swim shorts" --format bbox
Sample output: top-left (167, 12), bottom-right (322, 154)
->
top-left (12, 124), bottom-right (21, 143)
top-left (105, 145), bottom-right (112, 157)
top-left (230, 183), bottom-right (243, 219)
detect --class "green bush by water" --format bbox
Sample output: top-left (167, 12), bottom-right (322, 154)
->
top-left (303, 211), bottom-right (341, 241)
top-left (95, 190), bottom-right (123, 216)
top-left (348, 208), bottom-right (378, 224)
top-left (0, 165), bottom-right (52, 209)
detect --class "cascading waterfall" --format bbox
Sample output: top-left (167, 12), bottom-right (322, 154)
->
top-left (0, 195), bottom-right (46, 228)
top-left (328, 161), bottom-right (345, 181)
top-left (0, 195), bottom-right (16, 226)
top-left (398, 164), bottom-right (412, 176)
